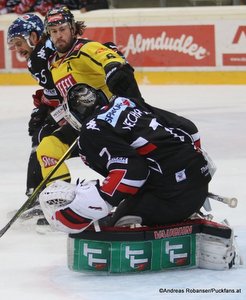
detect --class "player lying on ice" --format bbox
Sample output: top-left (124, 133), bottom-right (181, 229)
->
top-left (39, 83), bottom-right (212, 233)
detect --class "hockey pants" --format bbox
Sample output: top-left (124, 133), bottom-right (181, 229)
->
top-left (26, 123), bottom-right (57, 194)
top-left (36, 124), bottom-right (79, 186)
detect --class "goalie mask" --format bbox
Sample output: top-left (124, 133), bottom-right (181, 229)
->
top-left (64, 83), bottom-right (108, 131)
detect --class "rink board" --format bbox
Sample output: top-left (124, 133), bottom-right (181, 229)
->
top-left (1, 71), bottom-right (246, 85)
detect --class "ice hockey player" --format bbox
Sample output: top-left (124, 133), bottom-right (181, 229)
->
top-left (7, 9), bottom-right (141, 224)
top-left (7, 13), bottom-right (66, 199)
top-left (35, 6), bottom-right (143, 195)
top-left (39, 83), bottom-right (211, 234)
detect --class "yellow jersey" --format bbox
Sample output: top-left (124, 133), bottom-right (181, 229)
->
top-left (49, 39), bottom-right (126, 100)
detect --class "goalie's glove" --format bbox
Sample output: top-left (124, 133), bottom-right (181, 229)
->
top-left (105, 62), bottom-right (140, 99)
top-left (28, 104), bottom-right (50, 136)
top-left (39, 180), bottom-right (112, 234)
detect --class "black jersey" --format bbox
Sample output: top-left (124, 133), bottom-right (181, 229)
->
top-left (28, 39), bottom-right (62, 107)
top-left (77, 97), bottom-right (211, 206)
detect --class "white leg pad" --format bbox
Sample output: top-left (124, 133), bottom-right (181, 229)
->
top-left (197, 233), bottom-right (242, 270)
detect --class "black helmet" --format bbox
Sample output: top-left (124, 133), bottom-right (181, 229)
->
top-left (63, 83), bottom-right (108, 131)
top-left (44, 6), bottom-right (75, 33)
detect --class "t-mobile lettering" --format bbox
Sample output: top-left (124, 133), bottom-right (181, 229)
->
top-left (165, 241), bottom-right (188, 263)
top-left (125, 246), bottom-right (148, 268)
top-left (83, 243), bottom-right (107, 267)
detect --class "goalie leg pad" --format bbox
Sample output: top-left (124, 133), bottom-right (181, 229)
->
top-left (197, 233), bottom-right (240, 270)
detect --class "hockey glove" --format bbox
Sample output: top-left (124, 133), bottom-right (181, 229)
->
top-left (32, 89), bottom-right (44, 107)
top-left (39, 180), bottom-right (112, 234)
top-left (28, 104), bottom-right (50, 136)
top-left (105, 62), bottom-right (141, 99)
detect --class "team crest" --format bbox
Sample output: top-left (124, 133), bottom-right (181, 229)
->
top-left (86, 119), bottom-right (100, 131)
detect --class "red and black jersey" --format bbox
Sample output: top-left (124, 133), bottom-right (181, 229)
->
top-left (77, 97), bottom-right (211, 206)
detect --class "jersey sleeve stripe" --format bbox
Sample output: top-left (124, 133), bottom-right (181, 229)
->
top-left (121, 178), bottom-right (146, 187)
top-left (136, 143), bottom-right (157, 155)
top-left (117, 183), bottom-right (139, 195)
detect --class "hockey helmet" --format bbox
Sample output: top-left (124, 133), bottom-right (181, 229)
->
top-left (7, 14), bottom-right (44, 47)
top-left (63, 83), bottom-right (108, 131)
top-left (44, 6), bottom-right (75, 33)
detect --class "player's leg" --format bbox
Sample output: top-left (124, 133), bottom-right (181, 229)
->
top-left (36, 135), bottom-right (71, 184)
top-left (26, 123), bottom-right (57, 196)
top-left (129, 184), bottom-right (208, 226)
top-left (36, 124), bottom-right (78, 185)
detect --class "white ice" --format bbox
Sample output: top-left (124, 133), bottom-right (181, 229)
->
top-left (0, 85), bottom-right (245, 300)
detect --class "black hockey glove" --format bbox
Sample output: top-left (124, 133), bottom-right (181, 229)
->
top-left (28, 104), bottom-right (49, 136)
top-left (105, 62), bottom-right (142, 99)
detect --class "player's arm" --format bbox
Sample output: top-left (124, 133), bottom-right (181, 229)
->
top-left (80, 124), bottom-right (150, 207)
top-left (39, 126), bottom-right (149, 234)
top-left (104, 62), bottom-right (142, 99)
top-left (146, 104), bottom-right (201, 149)
top-left (83, 41), bottom-right (142, 99)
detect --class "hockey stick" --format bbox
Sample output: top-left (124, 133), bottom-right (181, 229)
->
top-left (0, 137), bottom-right (79, 238)
top-left (208, 192), bottom-right (238, 208)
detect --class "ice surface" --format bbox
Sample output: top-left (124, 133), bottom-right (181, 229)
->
top-left (0, 85), bottom-right (245, 300)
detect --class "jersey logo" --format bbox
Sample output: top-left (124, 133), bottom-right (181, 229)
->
top-left (175, 169), bottom-right (187, 182)
top-left (149, 118), bottom-right (163, 130)
top-left (95, 47), bottom-right (107, 54)
top-left (43, 88), bottom-right (58, 97)
top-left (107, 157), bottom-right (128, 168)
top-left (37, 46), bottom-right (47, 60)
top-left (164, 127), bottom-right (185, 142)
top-left (86, 119), bottom-right (100, 131)
top-left (97, 98), bottom-right (136, 127)
top-left (67, 61), bottom-right (72, 72)
top-left (56, 74), bottom-right (76, 98)
top-left (41, 156), bottom-right (58, 168)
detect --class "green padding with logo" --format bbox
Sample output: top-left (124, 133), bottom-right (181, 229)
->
top-left (67, 234), bottom-right (196, 273)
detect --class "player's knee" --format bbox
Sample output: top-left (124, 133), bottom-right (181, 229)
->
top-left (37, 135), bottom-right (69, 168)
top-left (36, 135), bottom-right (71, 184)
